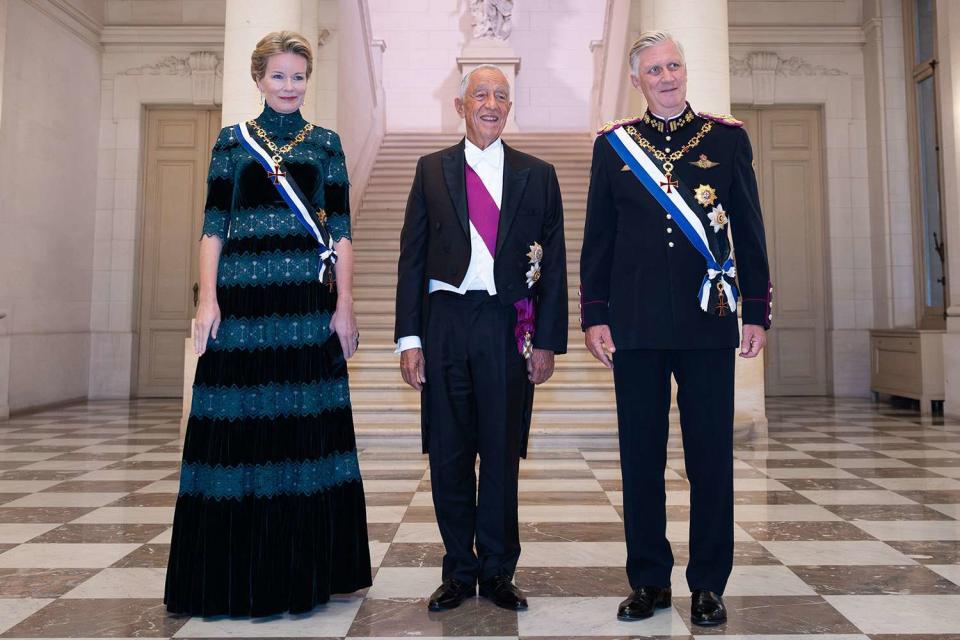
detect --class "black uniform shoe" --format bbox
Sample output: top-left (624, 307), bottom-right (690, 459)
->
top-left (427, 578), bottom-right (475, 611)
top-left (617, 586), bottom-right (672, 620)
top-left (690, 589), bottom-right (727, 626)
top-left (479, 575), bottom-right (528, 610)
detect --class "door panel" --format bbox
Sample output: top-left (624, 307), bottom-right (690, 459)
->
top-left (137, 108), bottom-right (220, 397)
top-left (734, 107), bottom-right (827, 395)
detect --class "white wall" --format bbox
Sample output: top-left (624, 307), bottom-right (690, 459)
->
top-left (0, 0), bottom-right (102, 411)
top-left (368, 0), bottom-right (605, 131)
top-left (336, 0), bottom-right (386, 220)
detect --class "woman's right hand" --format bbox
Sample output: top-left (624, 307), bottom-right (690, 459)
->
top-left (194, 299), bottom-right (221, 355)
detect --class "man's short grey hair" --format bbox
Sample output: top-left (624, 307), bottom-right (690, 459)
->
top-left (629, 30), bottom-right (685, 76)
top-left (458, 64), bottom-right (510, 100)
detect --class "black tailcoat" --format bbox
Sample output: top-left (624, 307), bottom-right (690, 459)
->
top-left (394, 139), bottom-right (568, 456)
top-left (580, 105), bottom-right (772, 348)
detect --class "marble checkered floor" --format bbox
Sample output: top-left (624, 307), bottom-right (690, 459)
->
top-left (1, 398), bottom-right (960, 638)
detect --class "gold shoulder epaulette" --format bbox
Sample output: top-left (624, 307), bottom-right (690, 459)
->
top-left (698, 111), bottom-right (743, 128)
top-left (597, 115), bottom-right (643, 134)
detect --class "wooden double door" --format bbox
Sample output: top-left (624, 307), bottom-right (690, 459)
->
top-left (136, 108), bottom-right (220, 397)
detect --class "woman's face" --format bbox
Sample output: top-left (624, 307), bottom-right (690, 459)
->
top-left (257, 52), bottom-right (308, 113)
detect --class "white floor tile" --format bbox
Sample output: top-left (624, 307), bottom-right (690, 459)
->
top-left (62, 568), bottom-right (166, 598)
top-left (519, 505), bottom-right (620, 522)
top-left (393, 523), bottom-right (443, 543)
top-left (519, 479), bottom-right (604, 492)
top-left (759, 540), bottom-right (917, 566)
top-left (366, 506), bottom-right (407, 523)
top-left (3, 493), bottom-right (127, 508)
top-left (366, 566), bottom-right (440, 598)
top-left (796, 490), bottom-right (916, 505)
top-left (518, 597), bottom-right (688, 636)
top-left (734, 504), bottom-right (842, 521)
top-left (360, 480), bottom-right (421, 493)
top-left (76, 469), bottom-right (174, 481)
top-left (0, 523), bottom-right (61, 543)
top-left (852, 520), bottom-right (960, 541)
top-left (0, 599), bottom-right (54, 634)
top-left (866, 477), bottom-right (960, 491)
top-left (369, 541), bottom-right (390, 567)
top-left (825, 595), bottom-right (960, 634)
top-left (0, 544), bottom-right (140, 568)
top-left (518, 542), bottom-right (626, 567)
top-left (764, 468), bottom-right (857, 479)
top-left (71, 507), bottom-right (174, 524)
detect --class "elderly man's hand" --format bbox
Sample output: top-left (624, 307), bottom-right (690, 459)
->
top-left (584, 324), bottom-right (616, 368)
top-left (527, 348), bottom-right (555, 385)
top-left (400, 348), bottom-right (426, 391)
top-left (740, 324), bottom-right (767, 358)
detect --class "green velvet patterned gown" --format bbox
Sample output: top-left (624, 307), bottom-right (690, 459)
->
top-left (164, 105), bottom-right (371, 617)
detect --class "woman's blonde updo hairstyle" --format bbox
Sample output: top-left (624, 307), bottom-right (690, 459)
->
top-left (250, 31), bottom-right (313, 83)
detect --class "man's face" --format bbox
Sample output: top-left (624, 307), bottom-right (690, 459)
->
top-left (455, 67), bottom-right (512, 150)
top-left (630, 40), bottom-right (687, 117)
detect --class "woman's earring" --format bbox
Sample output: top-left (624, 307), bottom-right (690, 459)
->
top-left (259, 92), bottom-right (264, 106)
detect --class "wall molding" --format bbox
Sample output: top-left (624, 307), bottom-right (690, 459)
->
top-left (730, 52), bottom-right (848, 78)
top-left (23, 0), bottom-right (102, 48)
top-left (101, 26), bottom-right (224, 49)
top-left (729, 25), bottom-right (865, 46)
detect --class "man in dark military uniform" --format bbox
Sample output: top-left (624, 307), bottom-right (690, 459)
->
top-left (580, 31), bottom-right (772, 626)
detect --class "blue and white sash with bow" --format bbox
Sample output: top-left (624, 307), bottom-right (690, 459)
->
top-left (234, 121), bottom-right (337, 284)
top-left (605, 127), bottom-right (738, 315)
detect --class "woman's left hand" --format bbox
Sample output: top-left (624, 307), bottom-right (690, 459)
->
top-left (330, 296), bottom-right (359, 360)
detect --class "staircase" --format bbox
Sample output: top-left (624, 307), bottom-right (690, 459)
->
top-left (348, 132), bottom-right (617, 434)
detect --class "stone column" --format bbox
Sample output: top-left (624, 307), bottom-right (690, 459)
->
top-left (221, 0), bottom-right (308, 127)
top-left (638, 0), bottom-right (766, 436)
top-left (936, 0), bottom-right (960, 417)
top-left (638, 0), bottom-right (730, 113)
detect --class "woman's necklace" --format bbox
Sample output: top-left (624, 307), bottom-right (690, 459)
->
top-left (246, 119), bottom-right (314, 184)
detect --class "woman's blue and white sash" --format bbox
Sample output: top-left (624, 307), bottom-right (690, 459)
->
top-left (605, 127), bottom-right (738, 315)
top-left (233, 121), bottom-right (337, 284)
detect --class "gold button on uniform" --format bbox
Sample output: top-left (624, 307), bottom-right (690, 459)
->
top-left (668, 241), bottom-right (675, 248)
top-left (667, 228), bottom-right (673, 233)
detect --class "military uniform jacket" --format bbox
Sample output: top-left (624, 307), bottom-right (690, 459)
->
top-left (580, 104), bottom-right (772, 350)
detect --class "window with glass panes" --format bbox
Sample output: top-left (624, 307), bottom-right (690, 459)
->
top-left (903, 0), bottom-right (947, 327)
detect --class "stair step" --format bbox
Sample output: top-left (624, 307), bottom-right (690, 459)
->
top-left (351, 131), bottom-right (604, 426)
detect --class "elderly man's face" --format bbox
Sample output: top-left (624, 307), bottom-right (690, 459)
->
top-left (455, 68), bottom-right (512, 150)
top-left (630, 40), bottom-right (687, 117)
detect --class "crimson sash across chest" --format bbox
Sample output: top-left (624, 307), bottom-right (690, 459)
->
top-left (464, 163), bottom-right (535, 358)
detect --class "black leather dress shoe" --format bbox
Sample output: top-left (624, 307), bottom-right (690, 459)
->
top-left (690, 589), bottom-right (727, 626)
top-left (617, 586), bottom-right (672, 620)
top-left (479, 575), bottom-right (528, 610)
top-left (427, 578), bottom-right (475, 611)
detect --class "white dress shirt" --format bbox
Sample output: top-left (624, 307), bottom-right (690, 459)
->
top-left (397, 138), bottom-right (504, 353)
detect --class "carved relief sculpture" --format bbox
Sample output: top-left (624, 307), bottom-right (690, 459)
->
top-left (470, 0), bottom-right (513, 40)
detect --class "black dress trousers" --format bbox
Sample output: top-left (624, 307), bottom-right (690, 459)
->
top-left (423, 291), bottom-right (528, 585)
top-left (613, 348), bottom-right (736, 595)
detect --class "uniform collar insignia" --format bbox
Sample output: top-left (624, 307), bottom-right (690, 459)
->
top-left (642, 104), bottom-right (695, 134)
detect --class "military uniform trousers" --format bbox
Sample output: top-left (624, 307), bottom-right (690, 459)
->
top-left (613, 347), bottom-right (735, 595)
top-left (424, 290), bottom-right (528, 585)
